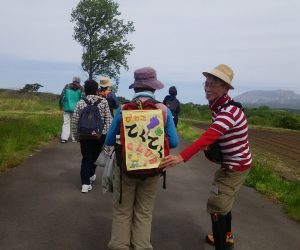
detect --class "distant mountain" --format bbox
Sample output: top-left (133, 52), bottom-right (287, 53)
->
top-left (234, 90), bottom-right (300, 110)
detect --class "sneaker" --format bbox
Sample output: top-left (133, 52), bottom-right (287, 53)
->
top-left (90, 174), bottom-right (96, 183)
top-left (206, 233), bottom-right (235, 246)
top-left (60, 140), bottom-right (67, 143)
top-left (81, 184), bottom-right (92, 193)
top-left (71, 139), bottom-right (77, 143)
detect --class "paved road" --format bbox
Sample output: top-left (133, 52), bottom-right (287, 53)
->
top-left (1, 139), bottom-right (300, 250)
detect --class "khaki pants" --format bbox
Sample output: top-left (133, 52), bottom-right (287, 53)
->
top-left (207, 167), bottom-right (250, 215)
top-left (108, 167), bottom-right (160, 250)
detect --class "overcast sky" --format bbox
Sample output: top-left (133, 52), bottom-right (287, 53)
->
top-left (0, 0), bottom-right (299, 104)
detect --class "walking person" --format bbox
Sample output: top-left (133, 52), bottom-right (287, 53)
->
top-left (163, 86), bottom-right (180, 127)
top-left (72, 80), bottom-right (112, 193)
top-left (159, 64), bottom-right (252, 250)
top-left (105, 67), bottom-right (178, 250)
top-left (98, 76), bottom-right (119, 117)
top-left (59, 76), bottom-right (84, 143)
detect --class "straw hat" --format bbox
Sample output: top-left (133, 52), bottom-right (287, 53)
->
top-left (99, 77), bottom-right (112, 87)
top-left (129, 67), bottom-right (164, 90)
top-left (203, 64), bottom-right (234, 89)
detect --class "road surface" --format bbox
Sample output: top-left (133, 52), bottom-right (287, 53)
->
top-left (0, 139), bottom-right (300, 250)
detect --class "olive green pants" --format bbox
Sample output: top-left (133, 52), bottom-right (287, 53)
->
top-left (108, 167), bottom-right (160, 250)
top-left (207, 167), bottom-right (250, 215)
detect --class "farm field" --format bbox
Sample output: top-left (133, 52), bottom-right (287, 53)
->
top-left (248, 128), bottom-right (300, 181)
top-left (192, 122), bottom-right (300, 182)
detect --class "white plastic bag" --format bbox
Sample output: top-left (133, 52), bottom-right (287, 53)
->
top-left (102, 151), bottom-right (115, 193)
top-left (95, 145), bottom-right (114, 167)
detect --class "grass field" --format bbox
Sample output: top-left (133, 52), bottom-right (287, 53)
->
top-left (0, 91), bottom-right (61, 173)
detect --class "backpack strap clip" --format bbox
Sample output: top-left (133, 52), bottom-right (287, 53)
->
top-left (134, 98), bottom-right (143, 110)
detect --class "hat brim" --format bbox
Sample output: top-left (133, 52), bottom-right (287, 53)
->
top-left (129, 80), bottom-right (164, 90)
top-left (203, 71), bottom-right (234, 89)
top-left (99, 81), bottom-right (112, 87)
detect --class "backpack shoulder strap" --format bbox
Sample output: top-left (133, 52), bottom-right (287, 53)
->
top-left (83, 98), bottom-right (91, 105)
top-left (121, 100), bottom-right (135, 110)
top-left (221, 100), bottom-right (244, 110)
top-left (93, 98), bottom-right (102, 106)
top-left (145, 97), bottom-right (160, 104)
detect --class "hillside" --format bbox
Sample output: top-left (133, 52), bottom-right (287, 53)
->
top-left (234, 90), bottom-right (300, 110)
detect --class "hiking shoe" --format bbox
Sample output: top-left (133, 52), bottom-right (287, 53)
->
top-left (90, 174), bottom-right (96, 183)
top-left (206, 233), bottom-right (235, 246)
top-left (81, 184), bottom-right (92, 193)
top-left (60, 140), bottom-right (67, 143)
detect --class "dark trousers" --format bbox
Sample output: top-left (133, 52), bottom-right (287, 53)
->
top-left (79, 136), bottom-right (106, 185)
top-left (173, 115), bottom-right (178, 128)
top-left (211, 211), bottom-right (232, 250)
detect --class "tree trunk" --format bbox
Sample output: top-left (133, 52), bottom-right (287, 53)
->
top-left (88, 37), bottom-right (93, 80)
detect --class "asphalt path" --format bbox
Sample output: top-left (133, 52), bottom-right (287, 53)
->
top-left (1, 139), bottom-right (300, 250)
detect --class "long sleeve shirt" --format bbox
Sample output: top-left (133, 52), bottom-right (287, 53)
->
top-left (180, 94), bottom-right (252, 171)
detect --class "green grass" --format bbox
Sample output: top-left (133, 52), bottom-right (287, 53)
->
top-left (0, 90), bottom-right (62, 173)
top-left (0, 90), bottom-right (60, 112)
top-left (245, 159), bottom-right (300, 221)
top-left (0, 114), bottom-right (61, 173)
top-left (177, 121), bottom-right (205, 142)
top-left (177, 120), bottom-right (300, 222)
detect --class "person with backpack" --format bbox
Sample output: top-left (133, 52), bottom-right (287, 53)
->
top-left (98, 76), bottom-right (119, 117)
top-left (159, 64), bottom-right (252, 250)
top-left (104, 67), bottom-right (178, 250)
top-left (59, 76), bottom-right (84, 143)
top-left (72, 80), bottom-right (112, 193)
top-left (163, 86), bottom-right (180, 127)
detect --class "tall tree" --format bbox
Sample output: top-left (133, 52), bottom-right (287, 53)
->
top-left (71, 0), bottom-right (135, 83)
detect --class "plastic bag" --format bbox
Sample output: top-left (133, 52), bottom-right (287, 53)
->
top-left (102, 151), bottom-right (115, 193)
top-left (95, 145), bottom-right (114, 167)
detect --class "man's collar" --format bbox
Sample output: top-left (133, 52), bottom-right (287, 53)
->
top-left (209, 94), bottom-right (231, 111)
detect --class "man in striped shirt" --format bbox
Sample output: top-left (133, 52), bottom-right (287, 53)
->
top-left (160, 64), bottom-right (252, 250)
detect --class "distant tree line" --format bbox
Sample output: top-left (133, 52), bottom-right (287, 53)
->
top-left (19, 83), bottom-right (43, 93)
top-left (179, 103), bottom-right (300, 131)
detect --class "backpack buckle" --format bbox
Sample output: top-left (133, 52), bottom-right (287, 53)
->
top-left (135, 99), bottom-right (143, 110)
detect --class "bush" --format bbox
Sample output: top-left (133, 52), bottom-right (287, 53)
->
top-left (275, 114), bottom-right (300, 130)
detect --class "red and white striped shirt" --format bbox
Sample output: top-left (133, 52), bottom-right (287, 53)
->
top-left (180, 94), bottom-right (252, 171)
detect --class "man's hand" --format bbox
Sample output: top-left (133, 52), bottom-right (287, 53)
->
top-left (159, 154), bottom-right (184, 170)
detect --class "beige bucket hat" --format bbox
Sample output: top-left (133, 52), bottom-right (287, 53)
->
top-left (99, 77), bottom-right (112, 87)
top-left (203, 64), bottom-right (234, 89)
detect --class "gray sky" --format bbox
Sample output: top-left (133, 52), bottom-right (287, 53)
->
top-left (0, 0), bottom-right (299, 104)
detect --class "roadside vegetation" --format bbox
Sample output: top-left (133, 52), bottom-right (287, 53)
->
top-left (0, 90), bottom-right (61, 173)
top-left (181, 103), bottom-right (300, 130)
top-left (177, 120), bottom-right (300, 222)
